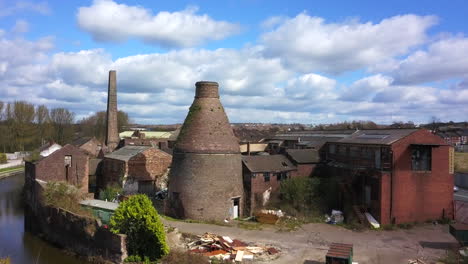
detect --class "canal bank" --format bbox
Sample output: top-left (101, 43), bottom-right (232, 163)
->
top-left (0, 173), bottom-right (86, 264)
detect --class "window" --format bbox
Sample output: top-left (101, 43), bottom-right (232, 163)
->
top-left (329, 144), bottom-right (336, 154)
top-left (263, 172), bottom-right (270, 182)
top-left (64, 155), bottom-right (72, 167)
top-left (251, 173), bottom-right (256, 179)
top-left (278, 172), bottom-right (288, 181)
top-left (411, 146), bottom-right (431, 171)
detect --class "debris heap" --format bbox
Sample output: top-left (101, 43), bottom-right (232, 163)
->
top-left (187, 232), bottom-right (279, 262)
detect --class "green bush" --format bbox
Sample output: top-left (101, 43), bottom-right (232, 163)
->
top-left (99, 185), bottom-right (122, 201)
top-left (0, 153), bottom-right (6, 164)
top-left (110, 194), bottom-right (169, 261)
top-left (279, 177), bottom-right (321, 212)
top-left (43, 181), bottom-right (93, 217)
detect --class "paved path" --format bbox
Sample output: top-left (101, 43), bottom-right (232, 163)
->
top-left (0, 159), bottom-right (23, 169)
top-left (162, 218), bottom-right (458, 264)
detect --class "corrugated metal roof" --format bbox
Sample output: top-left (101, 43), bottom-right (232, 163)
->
top-left (286, 149), bottom-right (320, 164)
top-left (104, 146), bottom-right (150, 161)
top-left (332, 129), bottom-right (419, 145)
top-left (242, 155), bottom-right (296, 173)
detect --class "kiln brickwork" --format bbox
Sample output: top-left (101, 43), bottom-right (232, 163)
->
top-left (166, 81), bottom-right (243, 221)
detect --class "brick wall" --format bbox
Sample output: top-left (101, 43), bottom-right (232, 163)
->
top-left (79, 138), bottom-right (101, 157)
top-left (390, 129), bottom-right (454, 224)
top-left (29, 144), bottom-right (89, 193)
top-left (290, 164), bottom-right (316, 178)
top-left (128, 148), bottom-right (172, 181)
top-left (166, 153), bottom-right (243, 221)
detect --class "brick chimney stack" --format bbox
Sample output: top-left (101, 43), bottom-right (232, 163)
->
top-left (105, 70), bottom-right (119, 151)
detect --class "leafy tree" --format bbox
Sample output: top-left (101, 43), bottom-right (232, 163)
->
top-left (280, 177), bottom-right (321, 212)
top-left (0, 153), bottom-right (7, 164)
top-left (110, 195), bottom-right (169, 260)
top-left (50, 108), bottom-right (75, 145)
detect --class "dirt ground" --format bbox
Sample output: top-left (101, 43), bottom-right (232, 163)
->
top-left (162, 218), bottom-right (459, 264)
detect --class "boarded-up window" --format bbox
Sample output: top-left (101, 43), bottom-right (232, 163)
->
top-left (411, 146), bottom-right (432, 171)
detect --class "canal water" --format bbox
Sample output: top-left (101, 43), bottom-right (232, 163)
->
top-left (0, 174), bottom-right (86, 263)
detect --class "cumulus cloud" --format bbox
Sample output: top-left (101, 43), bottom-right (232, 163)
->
top-left (285, 73), bottom-right (336, 100)
top-left (340, 74), bottom-right (392, 101)
top-left (77, 0), bottom-right (240, 48)
top-left (391, 36), bottom-right (468, 84)
top-left (260, 13), bottom-right (437, 74)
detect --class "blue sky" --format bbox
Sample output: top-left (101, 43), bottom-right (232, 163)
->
top-left (0, 0), bottom-right (467, 125)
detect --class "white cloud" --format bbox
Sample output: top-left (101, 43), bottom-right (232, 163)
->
top-left (260, 13), bottom-right (437, 74)
top-left (50, 49), bottom-right (112, 85)
top-left (77, 0), bottom-right (240, 48)
top-left (391, 36), bottom-right (468, 84)
top-left (12, 19), bottom-right (29, 34)
top-left (0, 1), bottom-right (51, 17)
top-left (285, 73), bottom-right (336, 100)
top-left (340, 74), bottom-right (392, 101)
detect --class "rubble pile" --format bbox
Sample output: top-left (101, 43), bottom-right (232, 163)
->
top-left (187, 232), bottom-right (280, 262)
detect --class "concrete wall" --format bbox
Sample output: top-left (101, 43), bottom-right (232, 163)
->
top-left (390, 129), bottom-right (454, 224)
top-left (166, 153), bottom-right (243, 221)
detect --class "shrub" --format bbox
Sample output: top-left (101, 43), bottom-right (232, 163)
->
top-left (25, 151), bottom-right (41, 162)
top-left (279, 177), bottom-right (321, 213)
top-left (42, 181), bottom-right (93, 217)
top-left (0, 153), bottom-right (6, 164)
top-left (0, 257), bottom-right (11, 264)
top-left (110, 194), bottom-right (169, 261)
top-left (99, 185), bottom-right (122, 201)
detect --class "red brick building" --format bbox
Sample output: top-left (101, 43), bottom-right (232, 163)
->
top-left (71, 137), bottom-right (103, 158)
top-left (242, 155), bottom-right (297, 215)
top-left (324, 129), bottom-right (454, 225)
top-left (101, 146), bottom-right (172, 194)
top-left (285, 149), bottom-right (319, 178)
top-left (25, 144), bottom-right (89, 194)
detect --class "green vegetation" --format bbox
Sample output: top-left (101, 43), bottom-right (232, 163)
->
top-left (0, 165), bottom-right (23, 174)
top-left (455, 152), bottom-right (468, 173)
top-left (24, 150), bottom-right (41, 162)
top-left (110, 195), bottom-right (169, 261)
top-left (0, 153), bottom-right (6, 164)
top-left (0, 257), bottom-right (11, 264)
top-left (99, 185), bottom-right (122, 201)
top-left (42, 181), bottom-right (93, 218)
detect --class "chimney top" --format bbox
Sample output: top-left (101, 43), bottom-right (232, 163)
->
top-left (195, 81), bottom-right (219, 98)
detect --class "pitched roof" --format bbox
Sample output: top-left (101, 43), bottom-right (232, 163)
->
top-left (286, 149), bottom-right (320, 164)
top-left (242, 155), bottom-right (296, 173)
top-left (331, 129), bottom-right (419, 145)
top-left (104, 146), bottom-right (151, 161)
top-left (71, 137), bottom-right (96, 147)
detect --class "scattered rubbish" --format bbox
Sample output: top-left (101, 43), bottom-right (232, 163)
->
top-left (326, 210), bottom-right (344, 224)
top-left (186, 232), bottom-right (280, 262)
top-left (365, 212), bottom-right (380, 229)
top-left (255, 209), bottom-right (284, 224)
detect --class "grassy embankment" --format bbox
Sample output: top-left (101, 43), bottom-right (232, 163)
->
top-left (455, 152), bottom-right (468, 173)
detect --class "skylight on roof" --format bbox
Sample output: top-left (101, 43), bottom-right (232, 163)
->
top-left (357, 134), bottom-right (389, 139)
